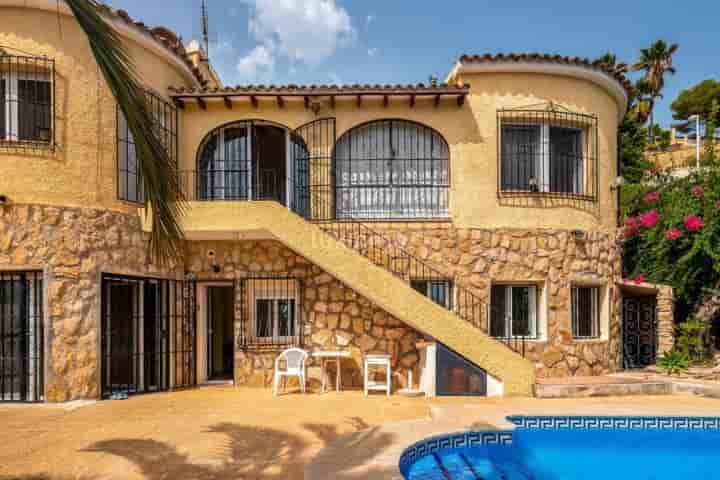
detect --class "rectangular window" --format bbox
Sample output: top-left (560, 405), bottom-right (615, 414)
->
top-left (498, 109), bottom-right (597, 199)
top-left (117, 91), bottom-right (177, 203)
top-left (255, 298), bottom-right (296, 340)
top-left (572, 286), bottom-right (600, 339)
top-left (0, 55), bottom-right (53, 145)
top-left (490, 284), bottom-right (537, 338)
top-left (242, 277), bottom-right (300, 348)
top-left (411, 279), bottom-right (453, 310)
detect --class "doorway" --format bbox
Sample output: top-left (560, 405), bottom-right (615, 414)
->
top-left (207, 286), bottom-right (235, 380)
top-left (622, 295), bottom-right (658, 369)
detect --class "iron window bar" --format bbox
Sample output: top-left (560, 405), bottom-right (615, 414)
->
top-left (0, 271), bottom-right (43, 403)
top-left (497, 106), bottom-right (598, 201)
top-left (116, 90), bottom-right (179, 204)
top-left (0, 49), bottom-right (55, 151)
top-left (237, 275), bottom-right (302, 350)
top-left (100, 273), bottom-right (197, 399)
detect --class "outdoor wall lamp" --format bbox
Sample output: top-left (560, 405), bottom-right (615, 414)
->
top-left (207, 249), bottom-right (221, 273)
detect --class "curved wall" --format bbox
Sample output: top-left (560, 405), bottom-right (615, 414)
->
top-left (0, 5), bottom-right (195, 213)
top-left (176, 70), bottom-right (621, 231)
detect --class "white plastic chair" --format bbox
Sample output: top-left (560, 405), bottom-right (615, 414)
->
top-left (273, 348), bottom-right (308, 396)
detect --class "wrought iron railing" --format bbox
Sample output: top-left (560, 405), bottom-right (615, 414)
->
top-left (178, 166), bottom-right (527, 356)
top-left (0, 52), bottom-right (55, 149)
top-left (497, 108), bottom-right (598, 200)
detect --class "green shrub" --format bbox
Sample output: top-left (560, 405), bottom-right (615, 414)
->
top-left (657, 349), bottom-right (690, 375)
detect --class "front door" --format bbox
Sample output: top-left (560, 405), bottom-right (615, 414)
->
top-left (622, 296), bottom-right (658, 369)
top-left (207, 286), bottom-right (234, 380)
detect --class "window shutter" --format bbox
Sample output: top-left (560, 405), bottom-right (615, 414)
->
top-left (0, 79), bottom-right (5, 140)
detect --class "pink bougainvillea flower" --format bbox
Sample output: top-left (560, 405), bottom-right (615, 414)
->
top-left (623, 226), bottom-right (638, 237)
top-left (643, 191), bottom-right (659, 203)
top-left (634, 273), bottom-right (646, 285)
top-left (684, 215), bottom-right (705, 232)
top-left (640, 210), bottom-right (659, 228)
top-left (692, 185), bottom-right (704, 198)
top-left (624, 217), bottom-right (638, 228)
top-left (716, 200), bottom-right (720, 209)
top-left (665, 228), bottom-right (683, 241)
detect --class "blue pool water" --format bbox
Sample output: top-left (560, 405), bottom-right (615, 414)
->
top-left (400, 416), bottom-right (720, 480)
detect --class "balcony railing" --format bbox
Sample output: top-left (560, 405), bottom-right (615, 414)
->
top-left (179, 167), bottom-right (528, 357)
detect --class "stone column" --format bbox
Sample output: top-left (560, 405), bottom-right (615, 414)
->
top-left (656, 285), bottom-right (675, 355)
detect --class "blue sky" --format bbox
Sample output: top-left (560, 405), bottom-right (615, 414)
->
top-left (106, 0), bottom-right (719, 127)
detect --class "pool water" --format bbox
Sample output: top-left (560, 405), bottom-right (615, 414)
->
top-left (401, 417), bottom-right (720, 480)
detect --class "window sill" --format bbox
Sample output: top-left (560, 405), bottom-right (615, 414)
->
top-left (498, 190), bottom-right (596, 202)
top-left (0, 139), bottom-right (54, 151)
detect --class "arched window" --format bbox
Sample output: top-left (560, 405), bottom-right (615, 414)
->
top-left (197, 123), bottom-right (252, 200)
top-left (334, 120), bottom-right (449, 219)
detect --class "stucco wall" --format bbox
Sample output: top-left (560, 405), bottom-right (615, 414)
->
top-left (0, 5), bottom-right (194, 212)
top-left (176, 71), bottom-right (620, 231)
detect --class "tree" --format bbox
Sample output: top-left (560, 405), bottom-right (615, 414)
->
top-left (63, 0), bottom-right (186, 265)
top-left (632, 40), bottom-right (680, 143)
top-left (671, 79), bottom-right (720, 122)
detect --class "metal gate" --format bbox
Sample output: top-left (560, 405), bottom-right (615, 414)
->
top-left (0, 271), bottom-right (43, 403)
top-left (622, 296), bottom-right (658, 369)
top-left (101, 274), bottom-right (196, 398)
top-left (291, 117), bottom-right (336, 221)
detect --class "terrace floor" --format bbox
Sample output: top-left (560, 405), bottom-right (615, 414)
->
top-left (1, 387), bottom-right (719, 480)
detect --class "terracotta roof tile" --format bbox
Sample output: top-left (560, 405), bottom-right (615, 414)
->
top-left (168, 83), bottom-right (469, 96)
top-left (95, 3), bottom-right (207, 86)
top-left (457, 53), bottom-right (633, 96)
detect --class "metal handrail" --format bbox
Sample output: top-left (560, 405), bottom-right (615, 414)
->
top-left (178, 168), bottom-right (528, 356)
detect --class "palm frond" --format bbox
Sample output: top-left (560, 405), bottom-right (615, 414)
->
top-left (63, 0), bottom-right (186, 266)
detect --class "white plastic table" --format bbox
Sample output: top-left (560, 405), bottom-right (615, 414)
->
top-left (363, 354), bottom-right (392, 396)
top-left (312, 351), bottom-right (351, 393)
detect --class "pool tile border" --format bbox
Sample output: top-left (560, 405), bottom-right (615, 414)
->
top-left (399, 430), bottom-right (512, 472)
top-left (507, 415), bottom-right (720, 430)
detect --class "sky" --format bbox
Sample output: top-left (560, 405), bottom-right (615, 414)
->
top-left (106, 0), bottom-right (719, 128)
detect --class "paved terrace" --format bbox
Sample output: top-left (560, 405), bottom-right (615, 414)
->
top-left (1, 387), bottom-right (719, 480)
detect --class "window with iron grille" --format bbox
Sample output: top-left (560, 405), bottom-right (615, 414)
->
top-left (411, 279), bottom-right (453, 310)
top-left (117, 91), bottom-right (178, 203)
top-left (490, 284), bottom-right (538, 339)
top-left (334, 119), bottom-right (450, 219)
top-left (571, 285), bottom-right (600, 339)
top-left (0, 54), bottom-right (54, 147)
top-left (497, 108), bottom-right (598, 199)
top-left (239, 277), bottom-right (301, 349)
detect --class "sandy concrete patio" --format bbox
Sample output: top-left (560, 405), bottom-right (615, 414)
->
top-left (1, 387), bottom-right (719, 480)
top-left (0, 386), bottom-right (432, 480)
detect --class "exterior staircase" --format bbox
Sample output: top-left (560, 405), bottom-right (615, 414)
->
top-left (177, 201), bottom-right (535, 395)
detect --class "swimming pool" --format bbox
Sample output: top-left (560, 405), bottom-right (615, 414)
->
top-left (400, 416), bottom-right (720, 479)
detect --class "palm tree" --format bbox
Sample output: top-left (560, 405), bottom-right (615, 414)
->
top-left (596, 52), bottom-right (629, 75)
top-left (63, 0), bottom-right (186, 265)
top-left (632, 40), bottom-right (679, 143)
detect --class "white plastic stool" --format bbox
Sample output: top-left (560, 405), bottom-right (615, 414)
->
top-left (363, 354), bottom-right (391, 396)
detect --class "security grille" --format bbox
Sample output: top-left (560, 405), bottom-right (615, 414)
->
top-left (0, 271), bottom-right (43, 402)
top-left (100, 274), bottom-right (196, 398)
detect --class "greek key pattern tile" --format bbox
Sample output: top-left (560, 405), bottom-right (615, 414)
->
top-left (399, 431), bottom-right (512, 470)
top-left (507, 416), bottom-right (720, 430)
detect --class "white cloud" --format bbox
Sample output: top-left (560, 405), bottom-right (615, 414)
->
top-left (367, 47), bottom-right (377, 57)
top-left (241, 0), bottom-right (355, 65)
top-left (237, 44), bottom-right (275, 80)
top-left (366, 14), bottom-right (374, 27)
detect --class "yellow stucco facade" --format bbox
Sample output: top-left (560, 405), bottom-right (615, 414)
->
top-left (0, 1), bottom-right (634, 402)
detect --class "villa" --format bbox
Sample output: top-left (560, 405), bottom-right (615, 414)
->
top-left (0, 0), bottom-right (677, 404)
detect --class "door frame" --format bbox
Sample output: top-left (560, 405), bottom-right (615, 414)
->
top-left (197, 282), bottom-right (235, 384)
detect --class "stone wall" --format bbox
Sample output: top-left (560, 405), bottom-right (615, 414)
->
top-left (350, 223), bottom-right (623, 378)
top-left (0, 203), bottom-right (178, 402)
top-left (185, 240), bottom-right (423, 390)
